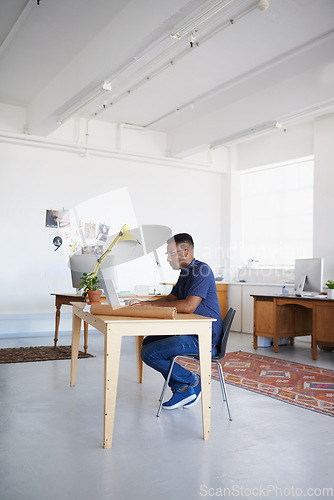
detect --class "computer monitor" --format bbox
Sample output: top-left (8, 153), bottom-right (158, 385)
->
top-left (294, 258), bottom-right (323, 297)
top-left (69, 254), bottom-right (118, 290)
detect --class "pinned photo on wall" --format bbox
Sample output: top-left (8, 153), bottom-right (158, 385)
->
top-left (45, 209), bottom-right (58, 228)
top-left (96, 223), bottom-right (110, 242)
top-left (85, 222), bottom-right (96, 240)
top-left (82, 245), bottom-right (103, 255)
top-left (53, 236), bottom-right (63, 251)
top-left (48, 233), bottom-right (63, 252)
top-left (45, 209), bottom-right (71, 228)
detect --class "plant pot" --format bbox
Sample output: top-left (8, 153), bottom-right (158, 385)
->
top-left (87, 289), bottom-right (102, 304)
top-left (327, 289), bottom-right (334, 300)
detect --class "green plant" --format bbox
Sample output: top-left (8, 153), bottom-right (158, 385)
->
top-left (325, 280), bottom-right (334, 289)
top-left (79, 272), bottom-right (101, 292)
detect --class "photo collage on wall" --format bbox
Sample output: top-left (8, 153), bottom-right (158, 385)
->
top-left (45, 209), bottom-right (111, 259)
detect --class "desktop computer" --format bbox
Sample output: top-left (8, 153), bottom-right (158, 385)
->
top-left (294, 258), bottom-right (323, 297)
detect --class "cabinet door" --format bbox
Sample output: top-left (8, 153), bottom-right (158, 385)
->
top-left (215, 283), bottom-right (228, 318)
top-left (314, 302), bottom-right (334, 345)
top-left (242, 285), bottom-right (282, 333)
top-left (227, 285), bottom-right (242, 332)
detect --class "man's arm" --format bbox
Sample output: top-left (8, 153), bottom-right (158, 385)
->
top-left (130, 294), bottom-right (202, 313)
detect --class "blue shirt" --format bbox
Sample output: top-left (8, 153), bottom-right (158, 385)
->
top-left (171, 259), bottom-right (223, 345)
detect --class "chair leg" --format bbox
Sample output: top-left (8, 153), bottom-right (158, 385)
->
top-left (216, 362), bottom-right (232, 421)
top-left (157, 357), bottom-right (177, 417)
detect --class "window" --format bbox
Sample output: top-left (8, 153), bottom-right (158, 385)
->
top-left (240, 157), bottom-right (314, 266)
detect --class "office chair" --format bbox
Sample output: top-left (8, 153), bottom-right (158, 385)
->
top-left (157, 307), bottom-right (236, 419)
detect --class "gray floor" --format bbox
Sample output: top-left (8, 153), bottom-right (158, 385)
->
top-left (1, 331), bottom-right (333, 500)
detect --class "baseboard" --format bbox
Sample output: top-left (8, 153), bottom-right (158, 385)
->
top-left (0, 313), bottom-right (95, 338)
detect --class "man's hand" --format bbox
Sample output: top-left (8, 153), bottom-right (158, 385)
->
top-left (125, 299), bottom-right (142, 306)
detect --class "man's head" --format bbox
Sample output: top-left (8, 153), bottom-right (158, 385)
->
top-left (166, 233), bottom-right (194, 270)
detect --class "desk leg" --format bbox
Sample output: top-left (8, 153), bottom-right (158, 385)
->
top-left (103, 326), bottom-right (122, 449)
top-left (54, 303), bottom-right (61, 347)
top-left (83, 322), bottom-right (89, 354)
top-left (273, 337), bottom-right (279, 353)
top-left (312, 307), bottom-right (317, 360)
top-left (70, 312), bottom-right (81, 387)
top-left (198, 326), bottom-right (212, 441)
top-left (136, 336), bottom-right (144, 383)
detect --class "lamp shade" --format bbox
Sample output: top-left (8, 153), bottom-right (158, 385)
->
top-left (118, 224), bottom-right (138, 246)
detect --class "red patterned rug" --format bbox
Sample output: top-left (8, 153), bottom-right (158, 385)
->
top-left (179, 351), bottom-right (334, 417)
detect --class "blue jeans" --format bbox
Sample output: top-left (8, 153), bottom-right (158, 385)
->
top-left (141, 335), bottom-right (219, 392)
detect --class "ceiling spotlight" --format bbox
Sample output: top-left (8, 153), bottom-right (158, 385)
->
top-left (188, 32), bottom-right (197, 47)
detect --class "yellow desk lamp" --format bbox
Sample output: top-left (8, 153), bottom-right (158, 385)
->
top-left (91, 224), bottom-right (139, 279)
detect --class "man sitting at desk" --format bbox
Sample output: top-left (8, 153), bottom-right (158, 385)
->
top-left (129, 233), bottom-right (222, 410)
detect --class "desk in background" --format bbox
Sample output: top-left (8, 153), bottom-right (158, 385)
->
top-left (70, 302), bottom-right (215, 449)
top-left (51, 293), bottom-right (87, 351)
top-left (252, 294), bottom-right (334, 359)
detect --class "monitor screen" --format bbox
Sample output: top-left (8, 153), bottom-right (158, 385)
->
top-left (294, 258), bottom-right (323, 296)
top-left (69, 254), bottom-right (118, 290)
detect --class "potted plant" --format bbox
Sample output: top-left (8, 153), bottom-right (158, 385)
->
top-left (248, 258), bottom-right (259, 269)
top-left (79, 272), bottom-right (102, 303)
top-left (325, 280), bottom-right (334, 300)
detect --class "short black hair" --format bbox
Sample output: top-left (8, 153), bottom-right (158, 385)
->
top-left (167, 233), bottom-right (194, 248)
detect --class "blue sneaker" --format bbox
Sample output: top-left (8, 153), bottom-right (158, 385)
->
top-left (162, 386), bottom-right (196, 410)
top-left (184, 375), bottom-right (201, 408)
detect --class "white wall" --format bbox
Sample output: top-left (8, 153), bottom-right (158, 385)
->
top-left (1, 110), bottom-right (334, 335)
top-left (0, 126), bottom-right (224, 319)
top-left (313, 114), bottom-right (334, 281)
top-left (224, 113), bottom-right (334, 282)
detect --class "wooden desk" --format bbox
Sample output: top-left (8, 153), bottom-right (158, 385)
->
top-left (51, 293), bottom-right (88, 352)
top-left (70, 303), bottom-right (215, 449)
top-left (252, 294), bottom-right (334, 359)
top-left (51, 292), bottom-right (156, 354)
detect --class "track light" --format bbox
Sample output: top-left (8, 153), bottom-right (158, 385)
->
top-left (170, 0), bottom-right (234, 39)
top-left (56, 81), bottom-right (112, 124)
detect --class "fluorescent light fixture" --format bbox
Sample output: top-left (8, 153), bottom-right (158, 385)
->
top-left (170, 0), bottom-right (234, 39)
top-left (56, 81), bottom-right (112, 124)
top-left (210, 122), bottom-right (278, 149)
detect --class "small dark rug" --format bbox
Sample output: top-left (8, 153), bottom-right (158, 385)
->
top-left (0, 346), bottom-right (94, 364)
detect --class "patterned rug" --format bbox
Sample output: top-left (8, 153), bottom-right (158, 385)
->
top-left (0, 346), bottom-right (94, 364)
top-left (179, 351), bottom-right (334, 417)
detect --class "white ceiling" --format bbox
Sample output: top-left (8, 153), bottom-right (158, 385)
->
top-left (0, 0), bottom-right (334, 155)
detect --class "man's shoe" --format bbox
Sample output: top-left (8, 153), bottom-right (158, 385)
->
top-left (162, 386), bottom-right (196, 410)
top-left (184, 375), bottom-right (201, 408)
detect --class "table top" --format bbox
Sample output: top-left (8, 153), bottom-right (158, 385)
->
top-left (72, 302), bottom-right (216, 324)
top-left (251, 293), bottom-right (332, 301)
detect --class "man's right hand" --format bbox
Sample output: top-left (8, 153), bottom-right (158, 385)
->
top-left (125, 299), bottom-right (143, 306)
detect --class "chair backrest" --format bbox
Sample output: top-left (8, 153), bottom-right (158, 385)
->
top-left (217, 308), bottom-right (236, 359)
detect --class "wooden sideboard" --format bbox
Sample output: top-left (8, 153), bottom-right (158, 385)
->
top-left (252, 294), bottom-right (334, 359)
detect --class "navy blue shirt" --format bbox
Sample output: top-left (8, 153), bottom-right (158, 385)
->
top-left (171, 259), bottom-right (223, 345)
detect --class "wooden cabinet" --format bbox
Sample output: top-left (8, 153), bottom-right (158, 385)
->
top-left (215, 283), bottom-right (228, 318)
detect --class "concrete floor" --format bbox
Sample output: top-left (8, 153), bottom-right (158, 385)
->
top-left (0, 331), bottom-right (333, 500)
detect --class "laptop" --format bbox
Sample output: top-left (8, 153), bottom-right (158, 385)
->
top-left (99, 271), bottom-right (121, 306)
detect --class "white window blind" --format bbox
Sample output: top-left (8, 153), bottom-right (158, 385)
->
top-left (240, 157), bottom-right (314, 266)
